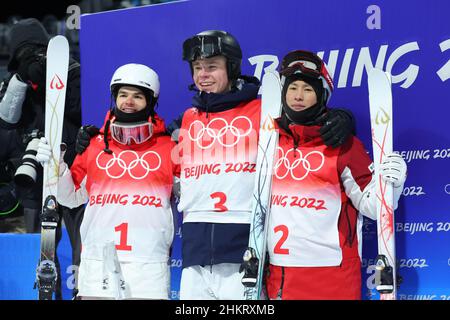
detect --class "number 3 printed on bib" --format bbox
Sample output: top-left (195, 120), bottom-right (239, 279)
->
top-left (210, 192), bottom-right (228, 212)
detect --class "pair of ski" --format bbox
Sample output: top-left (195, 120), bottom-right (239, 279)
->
top-left (35, 35), bottom-right (69, 300)
top-left (242, 68), bottom-right (398, 300)
top-left (37, 36), bottom-right (126, 300)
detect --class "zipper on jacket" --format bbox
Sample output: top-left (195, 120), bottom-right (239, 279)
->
top-left (344, 202), bottom-right (354, 247)
top-left (210, 224), bottom-right (215, 273)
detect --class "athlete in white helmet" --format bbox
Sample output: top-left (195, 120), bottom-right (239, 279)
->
top-left (265, 50), bottom-right (407, 299)
top-left (36, 63), bottom-right (179, 299)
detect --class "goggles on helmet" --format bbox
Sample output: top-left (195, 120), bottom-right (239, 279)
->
top-left (280, 50), bottom-right (334, 93)
top-left (110, 121), bottom-right (153, 145)
top-left (183, 35), bottom-right (224, 62)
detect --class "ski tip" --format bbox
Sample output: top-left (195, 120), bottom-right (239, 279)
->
top-left (48, 35), bottom-right (69, 48)
top-left (262, 70), bottom-right (281, 83)
top-left (384, 71), bottom-right (392, 84)
top-left (368, 67), bottom-right (384, 78)
top-left (50, 35), bottom-right (68, 41)
top-left (367, 68), bottom-right (393, 93)
top-left (261, 70), bottom-right (282, 94)
top-left (368, 68), bottom-right (392, 83)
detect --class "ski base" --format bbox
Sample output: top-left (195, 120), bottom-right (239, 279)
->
top-left (375, 254), bottom-right (394, 294)
top-left (36, 260), bottom-right (58, 300)
top-left (37, 35), bottom-right (70, 300)
top-left (240, 247), bottom-right (259, 288)
top-left (367, 68), bottom-right (398, 300)
top-left (242, 70), bottom-right (282, 300)
top-left (36, 195), bottom-right (59, 300)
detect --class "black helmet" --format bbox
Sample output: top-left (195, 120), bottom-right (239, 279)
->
top-left (182, 30), bottom-right (242, 80)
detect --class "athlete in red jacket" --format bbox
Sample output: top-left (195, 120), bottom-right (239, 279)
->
top-left (265, 50), bottom-right (407, 300)
top-left (37, 64), bottom-right (179, 299)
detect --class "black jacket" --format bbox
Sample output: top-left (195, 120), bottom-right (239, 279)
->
top-left (0, 59), bottom-right (81, 209)
top-left (0, 127), bottom-right (23, 214)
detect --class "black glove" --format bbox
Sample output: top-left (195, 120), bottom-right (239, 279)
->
top-left (75, 125), bottom-right (100, 155)
top-left (0, 160), bottom-right (18, 183)
top-left (15, 46), bottom-right (46, 88)
top-left (16, 60), bottom-right (31, 82)
top-left (27, 59), bottom-right (46, 88)
top-left (317, 108), bottom-right (355, 148)
top-left (166, 111), bottom-right (185, 142)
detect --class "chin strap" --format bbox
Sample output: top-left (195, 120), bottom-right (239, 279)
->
top-left (103, 119), bottom-right (113, 154)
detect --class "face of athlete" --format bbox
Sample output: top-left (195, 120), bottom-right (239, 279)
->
top-left (116, 86), bottom-right (147, 113)
top-left (285, 80), bottom-right (318, 112)
top-left (192, 55), bottom-right (231, 94)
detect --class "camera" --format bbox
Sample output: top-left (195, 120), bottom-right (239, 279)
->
top-left (14, 129), bottom-right (43, 187)
top-left (0, 159), bottom-right (20, 215)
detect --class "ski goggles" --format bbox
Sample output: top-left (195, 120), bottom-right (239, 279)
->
top-left (280, 58), bottom-right (323, 79)
top-left (183, 35), bottom-right (224, 62)
top-left (110, 121), bottom-right (153, 145)
top-left (280, 51), bottom-right (334, 92)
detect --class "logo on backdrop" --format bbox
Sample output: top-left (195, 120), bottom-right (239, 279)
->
top-left (396, 221), bottom-right (450, 235)
top-left (399, 147), bottom-right (450, 163)
top-left (445, 184), bottom-right (450, 195)
top-left (249, 39), bottom-right (450, 89)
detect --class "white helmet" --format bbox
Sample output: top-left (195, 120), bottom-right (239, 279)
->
top-left (110, 63), bottom-right (160, 98)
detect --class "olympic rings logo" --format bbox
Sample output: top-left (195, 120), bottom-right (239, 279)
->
top-left (188, 116), bottom-right (253, 149)
top-left (445, 184), bottom-right (450, 195)
top-left (274, 147), bottom-right (325, 181)
top-left (96, 150), bottom-right (161, 180)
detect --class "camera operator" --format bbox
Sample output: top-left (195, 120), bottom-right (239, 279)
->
top-left (0, 18), bottom-right (84, 299)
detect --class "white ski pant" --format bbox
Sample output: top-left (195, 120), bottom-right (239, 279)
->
top-left (77, 259), bottom-right (170, 299)
top-left (179, 263), bottom-right (246, 300)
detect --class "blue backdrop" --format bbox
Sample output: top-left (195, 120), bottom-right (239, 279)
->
top-left (0, 230), bottom-right (73, 300)
top-left (78, 0), bottom-right (450, 300)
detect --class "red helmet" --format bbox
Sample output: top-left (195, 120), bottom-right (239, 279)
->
top-left (280, 50), bottom-right (334, 105)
